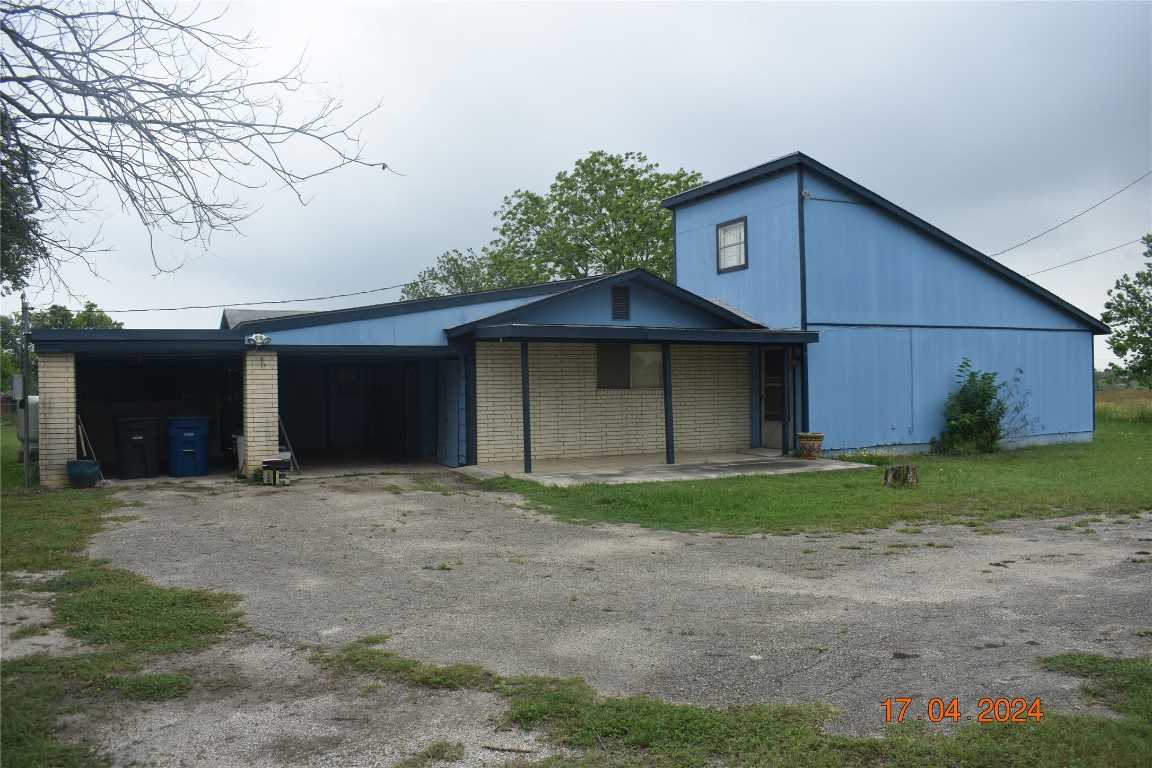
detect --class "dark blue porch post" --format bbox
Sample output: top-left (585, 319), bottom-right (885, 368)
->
top-left (662, 342), bottom-right (674, 464)
top-left (520, 341), bottom-right (532, 474)
top-left (781, 347), bottom-right (791, 457)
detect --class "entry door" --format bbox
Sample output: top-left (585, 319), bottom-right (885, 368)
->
top-left (762, 348), bottom-right (785, 450)
top-left (329, 365), bottom-right (367, 447)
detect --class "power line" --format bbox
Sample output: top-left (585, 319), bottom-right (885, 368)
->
top-left (103, 281), bottom-right (414, 313)
top-left (1025, 239), bottom-right (1142, 277)
top-left (991, 170), bottom-right (1151, 257)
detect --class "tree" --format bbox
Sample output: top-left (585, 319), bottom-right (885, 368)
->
top-left (401, 151), bottom-right (704, 299)
top-left (1101, 235), bottom-right (1152, 388)
top-left (401, 248), bottom-right (547, 301)
top-left (0, 108), bottom-right (48, 294)
top-left (1, 301), bottom-right (122, 390)
top-left (0, 0), bottom-right (380, 292)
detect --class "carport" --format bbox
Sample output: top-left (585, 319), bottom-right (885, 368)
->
top-left (276, 351), bottom-right (445, 467)
top-left (32, 330), bottom-right (245, 481)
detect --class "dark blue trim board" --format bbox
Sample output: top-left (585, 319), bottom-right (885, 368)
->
top-left (467, 325), bottom-right (818, 345)
top-left (797, 166), bottom-right (808, 330)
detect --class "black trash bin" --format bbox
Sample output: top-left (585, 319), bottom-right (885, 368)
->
top-left (168, 416), bottom-right (210, 477)
top-left (115, 416), bottom-right (159, 479)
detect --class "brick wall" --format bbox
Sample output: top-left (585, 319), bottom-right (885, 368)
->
top-left (242, 350), bottom-right (279, 476)
top-left (38, 352), bottom-right (76, 488)
top-left (671, 345), bottom-right (751, 452)
top-left (475, 342), bottom-right (750, 463)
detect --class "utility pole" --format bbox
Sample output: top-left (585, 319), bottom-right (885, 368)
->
top-left (21, 291), bottom-right (32, 487)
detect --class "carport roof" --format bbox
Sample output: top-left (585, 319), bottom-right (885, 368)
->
top-left (30, 328), bottom-right (244, 357)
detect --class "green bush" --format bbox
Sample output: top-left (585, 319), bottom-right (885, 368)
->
top-left (933, 358), bottom-right (1007, 454)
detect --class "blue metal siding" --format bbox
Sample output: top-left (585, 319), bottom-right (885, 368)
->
top-left (806, 327), bottom-right (914, 450)
top-left (908, 327), bottom-right (1095, 443)
top-left (268, 296), bottom-right (543, 347)
top-left (808, 325), bottom-right (1095, 450)
top-left (506, 282), bottom-right (733, 328)
top-left (802, 174), bottom-right (1089, 331)
top-left (673, 173), bottom-right (802, 328)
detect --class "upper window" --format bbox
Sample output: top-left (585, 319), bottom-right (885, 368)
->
top-left (596, 343), bottom-right (663, 389)
top-left (717, 217), bottom-right (747, 273)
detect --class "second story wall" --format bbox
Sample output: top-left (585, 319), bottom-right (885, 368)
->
top-left (801, 171), bottom-right (1091, 331)
top-left (673, 171), bottom-right (802, 328)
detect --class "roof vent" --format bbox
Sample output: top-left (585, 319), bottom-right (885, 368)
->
top-left (611, 286), bottom-right (630, 321)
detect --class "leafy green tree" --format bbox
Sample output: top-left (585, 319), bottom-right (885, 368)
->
top-left (402, 151), bottom-right (704, 299)
top-left (0, 109), bottom-right (48, 295)
top-left (1101, 234), bottom-right (1152, 388)
top-left (401, 248), bottom-right (547, 300)
top-left (1, 302), bottom-right (122, 390)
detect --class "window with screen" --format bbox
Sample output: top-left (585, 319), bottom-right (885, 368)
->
top-left (717, 217), bottom-right (747, 273)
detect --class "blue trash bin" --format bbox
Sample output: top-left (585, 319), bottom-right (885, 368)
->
top-left (168, 416), bottom-right (210, 477)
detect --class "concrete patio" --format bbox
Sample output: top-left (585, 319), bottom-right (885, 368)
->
top-left (459, 447), bottom-right (873, 486)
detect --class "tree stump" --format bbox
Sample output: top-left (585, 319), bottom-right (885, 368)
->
top-left (884, 464), bottom-right (919, 487)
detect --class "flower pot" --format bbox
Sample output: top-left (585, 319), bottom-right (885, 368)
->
top-left (66, 459), bottom-right (101, 488)
top-left (796, 432), bottom-right (824, 460)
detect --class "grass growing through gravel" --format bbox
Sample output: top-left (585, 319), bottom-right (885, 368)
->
top-left (395, 740), bottom-right (467, 767)
top-left (315, 636), bottom-right (1152, 768)
top-left (481, 416), bottom-right (1151, 534)
top-left (0, 422), bottom-right (242, 768)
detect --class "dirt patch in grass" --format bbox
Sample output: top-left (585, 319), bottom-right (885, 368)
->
top-left (67, 632), bottom-right (568, 768)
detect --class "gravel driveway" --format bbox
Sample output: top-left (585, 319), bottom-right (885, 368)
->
top-left (71, 472), bottom-right (1151, 766)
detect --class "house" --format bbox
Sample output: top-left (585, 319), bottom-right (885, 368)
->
top-left (30, 153), bottom-right (1107, 487)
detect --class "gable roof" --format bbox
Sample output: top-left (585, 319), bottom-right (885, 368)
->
top-left (220, 308), bottom-right (310, 329)
top-left (662, 152), bottom-right (1110, 334)
top-left (226, 274), bottom-right (604, 332)
top-left (445, 269), bottom-right (767, 337)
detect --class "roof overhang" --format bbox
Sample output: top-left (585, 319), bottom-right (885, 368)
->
top-left (31, 329), bottom-right (245, 358)
top-left (459, 324), bottom-right (818, 345)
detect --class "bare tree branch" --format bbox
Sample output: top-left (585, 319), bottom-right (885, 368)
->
top-left (0, 0), bottom-right (383, 289)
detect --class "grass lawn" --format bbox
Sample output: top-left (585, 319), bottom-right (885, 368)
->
top-left (3, 408), bottom-right (1150, 767)
top-left (315, 635), bottom-right (1152, 768)
top-left (482, 416), bottom-right (1152, 534)
top-left (1, 419), bottom-right (243, 768)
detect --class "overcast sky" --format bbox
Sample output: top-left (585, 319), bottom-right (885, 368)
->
top-left (11, 1), bottom-right (1152, 367)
